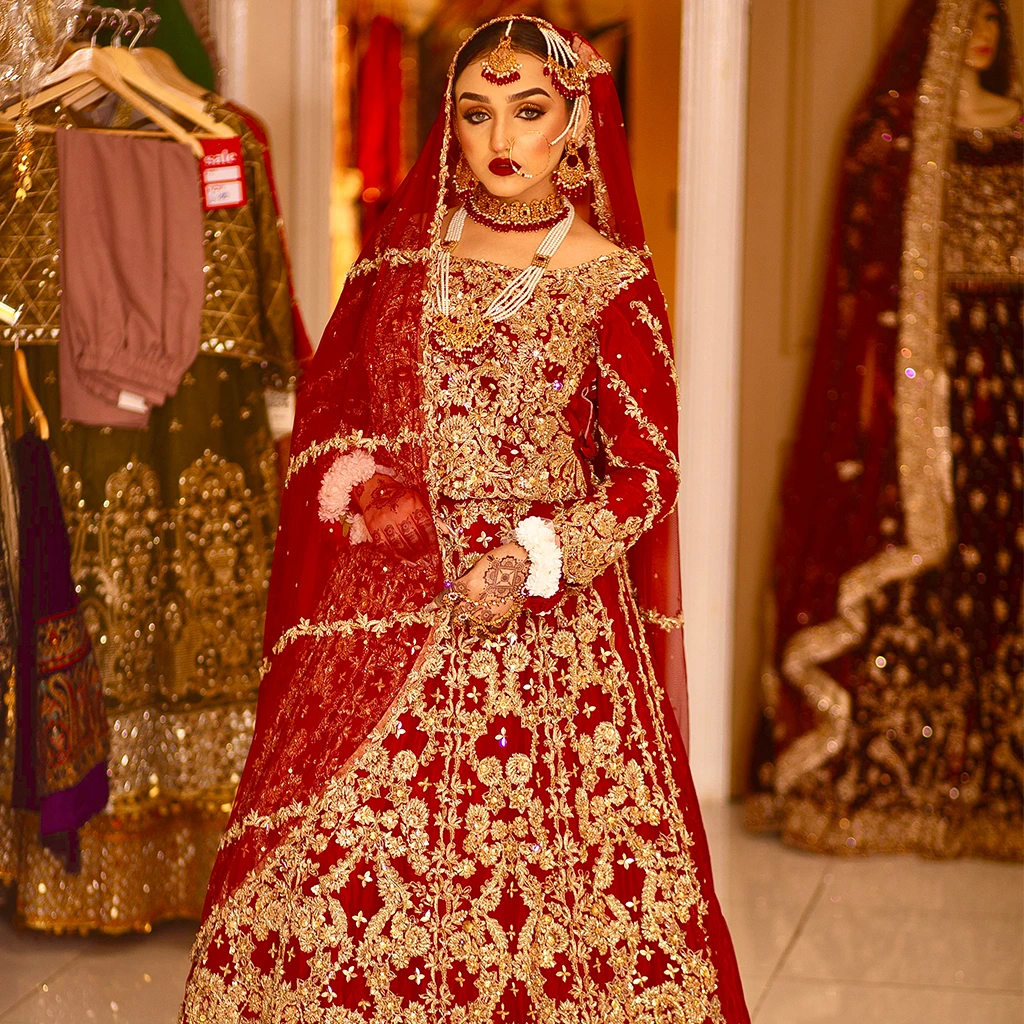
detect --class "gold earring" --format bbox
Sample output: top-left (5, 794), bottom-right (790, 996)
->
top-left (554, 139), bottom-right (587, 198)
top-left (454, 153), bottom-right (477, 200)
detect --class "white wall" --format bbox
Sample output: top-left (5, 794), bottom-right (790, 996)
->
top-left (210, 0), bottom-right (334, 340)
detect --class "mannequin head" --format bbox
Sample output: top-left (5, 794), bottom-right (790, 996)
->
top-left (966, 0), bottom-right (1014, 95)
top-left (452, 21), bottom-right (589, 202)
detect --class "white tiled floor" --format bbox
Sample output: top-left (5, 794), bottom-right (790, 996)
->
top-left (1, 802), bottom-right (1021, 1023)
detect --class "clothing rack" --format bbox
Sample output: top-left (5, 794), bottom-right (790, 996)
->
top-left (73, 5), bottom-right (162, 47)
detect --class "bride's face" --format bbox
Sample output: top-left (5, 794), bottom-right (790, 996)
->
top-left (965, 0), bottom-right (1001, 71)
top-left (454, 52), bottom-right (578, 198)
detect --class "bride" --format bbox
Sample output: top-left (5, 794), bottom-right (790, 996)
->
top-left (181, 16), bottom-right (750, 1022)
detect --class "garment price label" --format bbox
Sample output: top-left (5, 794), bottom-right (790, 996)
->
top-left (200, 138), bottom-right (247, 211)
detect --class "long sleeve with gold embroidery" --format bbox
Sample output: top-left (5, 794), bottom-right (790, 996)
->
top-left (552, 274), bottom-right (680, 587)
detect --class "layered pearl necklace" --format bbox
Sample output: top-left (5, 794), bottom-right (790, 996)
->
top-left (433, 196), bottom-right (575, 353)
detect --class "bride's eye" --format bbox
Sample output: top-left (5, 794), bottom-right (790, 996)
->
top-left (462, 109), bottom-right (490, 125)
top-left (517, 105), bottom-right (545, 121)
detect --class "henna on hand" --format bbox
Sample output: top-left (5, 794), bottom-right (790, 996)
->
top-left (480, 552), bottom-right (529, 601)
top-left (448, 545), bottom-right (529, 630)
top-left (361, 480), bottom-right (437, 563)
top-left (366, 476), bottom-right (405, 513)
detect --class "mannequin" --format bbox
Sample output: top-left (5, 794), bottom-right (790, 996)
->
top-left (956, 0), bottom-right (1020, 126)
top-left (749, 0), bottom-right (1022, 860)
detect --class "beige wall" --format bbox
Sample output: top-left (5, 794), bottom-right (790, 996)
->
top-left (731, 0), bottom-right (911, 792)
top-left (630, 0), bottom-right (681, 307)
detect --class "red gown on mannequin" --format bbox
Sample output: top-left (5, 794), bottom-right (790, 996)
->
top-left (748, 0), bottom-right (1022, 860)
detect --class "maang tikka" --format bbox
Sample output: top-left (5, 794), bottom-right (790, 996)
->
top-left (481, 21), bottom-right (522, 86)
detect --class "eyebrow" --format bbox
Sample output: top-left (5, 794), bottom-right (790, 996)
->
top-left (509, 87), bottom-right (551, 102)
top-left (457, 87), bottom-right (552, 104)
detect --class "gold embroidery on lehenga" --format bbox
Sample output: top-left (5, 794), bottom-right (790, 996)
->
top-left (641, 609), bottom-right (685, 631)
top-left (269, 606), bottom-right (437, 660)
top-left (181, 233), bottom-right (724, 1015)
top-left (419, 254), bottom-right (648, 505)
top-left (596, 358), bottom-right (680, 482)
top-left (286, 426), bottom-right (425, 485)
top-left (944, 126), bottom-right (1023, 281)
top-left (182, 589), bottom-right (725, 1024)
top-left (345, 246), bottom-right (433, 281)
top-left (756, 1), bottom-right (1023, 859)
top-left (64, 453), bottom-right (276, 706)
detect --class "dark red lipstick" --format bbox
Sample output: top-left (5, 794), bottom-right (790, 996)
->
top-left (489, 158), bottom-right (516, 176)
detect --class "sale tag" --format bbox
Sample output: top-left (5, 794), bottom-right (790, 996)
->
top-left (200, 137), bottom-right (248, 211)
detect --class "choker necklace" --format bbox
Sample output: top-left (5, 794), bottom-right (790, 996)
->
top-left (433, 199), bottom-right (575, 353)
top-left (465, 185), bottom-right (569, 233)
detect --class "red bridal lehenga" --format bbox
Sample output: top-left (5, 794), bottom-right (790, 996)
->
top-left (181, 18), bottom-right (749, 1023)
top-left (748, 0), bottom-right (1023, 860)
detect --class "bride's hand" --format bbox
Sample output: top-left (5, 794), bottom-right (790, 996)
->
top-left (356, 474), bottom-right (436, 562)
top-left (449, 543), bottom-right (530, 624)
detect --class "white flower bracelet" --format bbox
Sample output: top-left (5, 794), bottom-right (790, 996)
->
top-left (514, 517), bottom-right (562, 598)
top-left (318, 449), bottom-right (391, 545)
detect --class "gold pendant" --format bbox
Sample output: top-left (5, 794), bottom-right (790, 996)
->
top-left (434, 313), bottom-right (489, 355)
top-left (481, 34), bottom-right (522, 86)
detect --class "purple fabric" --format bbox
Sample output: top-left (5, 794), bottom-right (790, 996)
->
top-left (11, 430), bottom-right (109, 871)
top-left (40, 761), bottom-right (109, 837)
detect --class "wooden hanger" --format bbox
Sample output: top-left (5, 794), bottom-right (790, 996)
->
top-left (134, 47), bottom-right (211, 102)
top-left (0, 47), bottom-right (206, 157)
top-left (102, 12), bottom-right (233, 139)
top-left (0, 13), bottom-right (240, 156)
top-left (65, 10), bottom-right (233, 136)
top-left (0, 299), bottom-right (49, 442)
top-left (12, 348), bottom-right (50, 442)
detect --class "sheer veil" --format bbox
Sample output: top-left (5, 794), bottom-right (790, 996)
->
top-left (202, 15), bottom-right (687, 914)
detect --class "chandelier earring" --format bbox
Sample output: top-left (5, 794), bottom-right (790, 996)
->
top-left (454, 152), bottom-right (477, 201)
top-left (554, 138), bottom-right (588, 199)
top-left (481, 21), bottom-right (522, 86)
